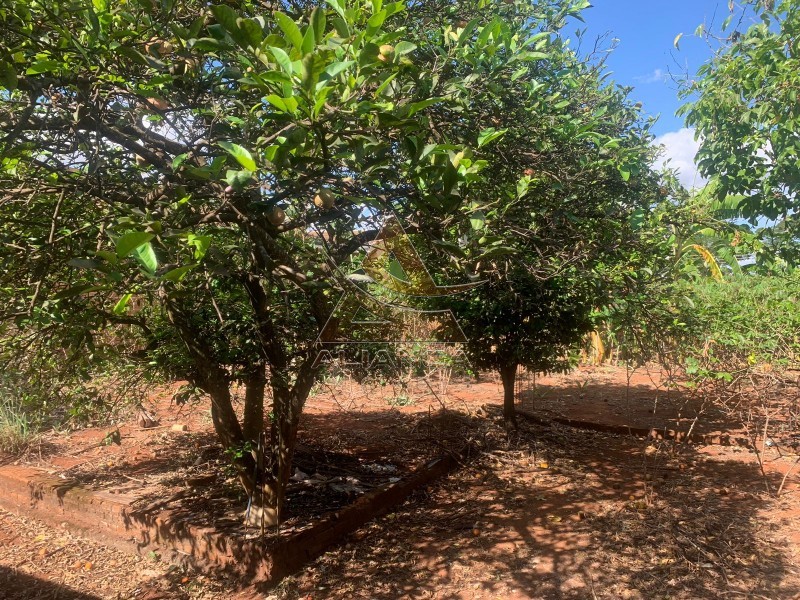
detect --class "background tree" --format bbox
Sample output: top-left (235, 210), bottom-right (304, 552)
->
top-left (426, 21), bottom-right (663, 425)
top-left (679, 0), bottom-right (800, 267)
top-left (657, 181), bottom-right (756, 282)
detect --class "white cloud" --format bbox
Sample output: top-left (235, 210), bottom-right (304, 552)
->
top-left (653, 127), bottom-right (707, 190)
top-left (636, 68), bottom-right (668, 84)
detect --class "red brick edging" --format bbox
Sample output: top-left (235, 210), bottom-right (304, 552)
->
top-left (0, 451), bottom-right (463, 583)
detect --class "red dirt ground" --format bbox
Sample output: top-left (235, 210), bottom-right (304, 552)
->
top-left (1, 365), bottom-right (800, 599)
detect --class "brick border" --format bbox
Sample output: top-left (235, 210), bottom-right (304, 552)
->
top-left (0, 450), bottom-right (465, 583)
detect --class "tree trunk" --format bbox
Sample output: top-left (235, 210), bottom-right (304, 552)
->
top-left (166, 295), bottom-right (321, 529)
top-left (499, 363), bottom-right (518, 429)
top-left (269, 411), bottom-right (299, 524)
top-left (204, 374), bottom-right (260, 498)
top-left (242, 365), bottom-right (266, 443)
top-left (247, 359), bottom-right (319, 528)
top-left (165, 300), bottom-right (260, 501)
top-left (244, 413), bottom-right (298, 529)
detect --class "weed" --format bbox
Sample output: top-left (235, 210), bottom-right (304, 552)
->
top-left (0, 397), bottom-right (31, 454)
top-left (388, 394), bottom-right (414, 407)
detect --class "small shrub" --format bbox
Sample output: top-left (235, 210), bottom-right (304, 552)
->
top-left (388, 394), bottom-right (414, 407)
top-left (0, 397), bottom-right (31, 454)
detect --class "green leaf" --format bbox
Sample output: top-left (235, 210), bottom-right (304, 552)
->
top-left (301, 20), bottom-right (316, 55)
top-left (190, 38), bottom-right (223, 52)
top-left (115, 46), bottom-right (149, 65)
top-left (95, 250), bottom-right (118, 265)
top-left (407, 97), bottom-right (446, 116)
top-left (374, 72), bottom-right (398, 97)
top-left (116, 231), bottom-right (155, 258)
top-left (265, 94), bottom-right (298, 113)
top-left (325, 0), bottom-right (346, 20)
top-left (301, 52), bottom-right (325, 92)
top-left (275, 11), bottom-right (303, 51)
top-left (210, 5), bottom-right (240, 39)
top-left (225, 169), bottom-right (254, 188)
top-left (52, 284), bottom-right (107, 300)
top-left (331, 16), bottom-right (350, 38)
top-left (367, 9), bottom-right (387, 34)
top-left (522, 31), bottom-right (549, 48)
top-left (187, 166), bottom-right (212, 180)
top-left (219, 141), bottom-right (257, 171)
top-left (673, 32), bottom-right (683, 50)
top-left (161, 264), bottom-right (198, 282)
top-left (268, 46), bottom-right (293, 74)
top-left (516, 51), bottom-right (549, 62)
top-left (0, 61), bottom-right (18, 91)
top-left (456, 20), bottom-right (479, 45)
top-left (322, 60), bottom-right (354, 80)
top-left (172, 153), bottom-right (189, 170)
top-left (618, 165), bottom-right (631, 181)
top-left (239, 18), bottom-right (264, 48)
top-left (186, 234), bottom-right (211, 260)
top-left (26, 59), bottom-right (60, 75)
top-left (188, 15), bottom-right (205, 37)
top-left (629, 208), bottom-right (645, 231)
top-left (313, 85), bottom-right (332, 117)
top-left (394, 41), bottom-right (417, 56)
top-left (431, 238), bottom-right (467, 259)
top-left (132, 242), bottom-right (158, 274)
top-left (516, 176), bottom-right (530, 198)
top-left (87, 4), bottom-right (100, 37)
top-left (112, 293), bottom-right (133, 315)
top-left (477, 127), bottom-right (507, 148)
top-left (310, 7), bottom-right (326, 43)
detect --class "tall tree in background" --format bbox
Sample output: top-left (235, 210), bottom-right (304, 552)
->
top-left (679, 0), bottom-right (800, 267)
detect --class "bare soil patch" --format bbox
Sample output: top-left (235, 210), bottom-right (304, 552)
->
top-left (519, 366), bottom-right (739, 435)
top-left (1, 366), bottom-right (800, 598)
top-left (0, 507), bottom-right (246, 600)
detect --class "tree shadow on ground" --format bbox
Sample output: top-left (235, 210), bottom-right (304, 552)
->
top-left (32, 406), bottom-right (476, 584)
top-left (0, 565), bottom-right (103, 599)
top-left (10, 380), bottom-right (798, 598)
top-left (517, 380), bottom-right (744, 436)
top-left (274, 406), bottom-right (800, 599)
top-left (0, 440), bottom-right (63, 467)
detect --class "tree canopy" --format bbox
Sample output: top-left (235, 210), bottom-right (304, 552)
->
top-left (1, 0), bottom-right (622, 522)
top-left (679, 0), bottom-right (800, 266)
top-left (0, 0), bottom-right (680, 523)
top-left (430, 23), bottom-right (663, 424)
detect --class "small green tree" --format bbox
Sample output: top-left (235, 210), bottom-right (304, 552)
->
top-left (452, 271), bottom-right (597, 425)
top-left (658, 181), bottom-right (756, 281)
top-left (431, 22), bottom-right (663, 425)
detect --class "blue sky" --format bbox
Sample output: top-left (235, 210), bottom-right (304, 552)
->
top-left (569, 0), bottom-right (754, 187)
top-left (575, 0), bottom-right (729, 136)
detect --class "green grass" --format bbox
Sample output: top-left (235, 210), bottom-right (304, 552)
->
top-left (0, 397), bottom-right (31, 454)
